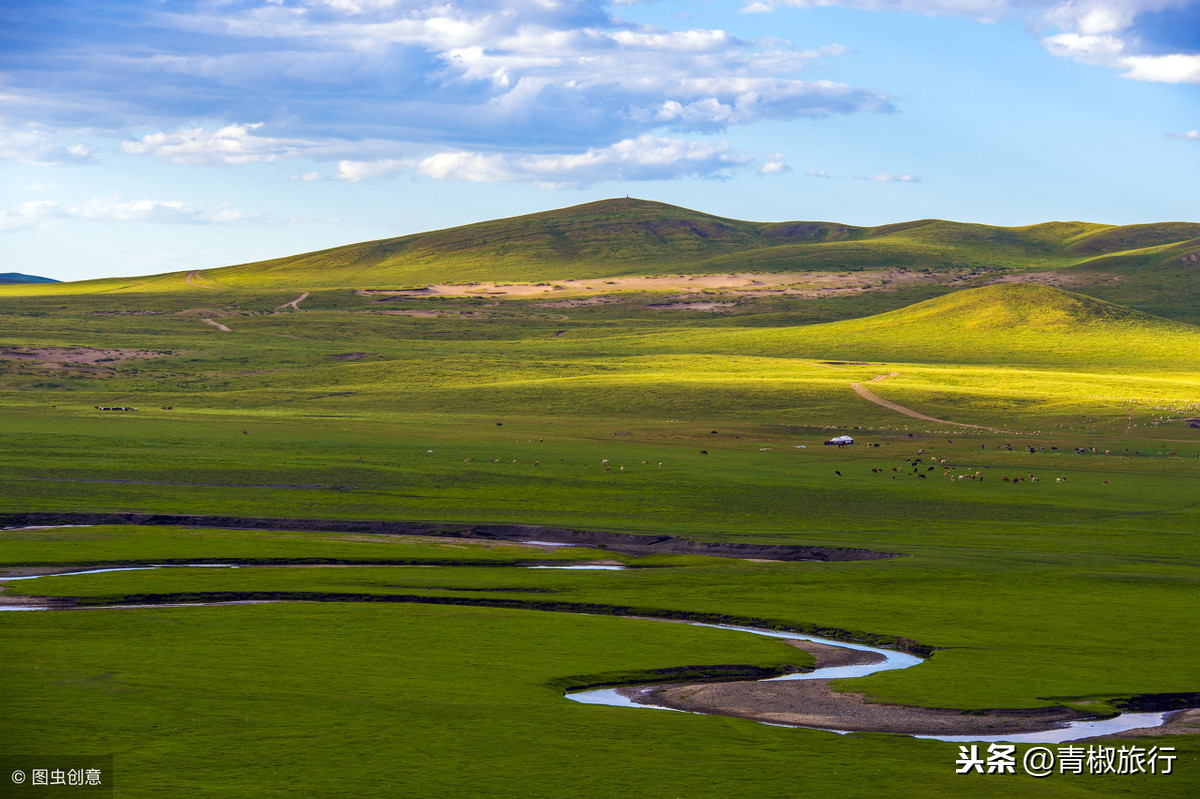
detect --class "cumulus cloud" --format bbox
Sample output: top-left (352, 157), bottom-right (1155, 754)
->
top-left (120, 123), bottom-right (310, 165)
top-left (759, 154), bottom-right (791, 174)
top-left (0, 125), bottom-right (95, 166)
top-left (333, 136), bottom-right (751, 187)
top-left (334, 158), bottom-right (416, 182)
top-left (0, 194), bottom-right (307, 232)
top-left (1169, 129), bottom-right (1200, 139)
top-left (8, 0), bottom-right (891, 161)
top-left (762, 0), bottom-right (1200, 83)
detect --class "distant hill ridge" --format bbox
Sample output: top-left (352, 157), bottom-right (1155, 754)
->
top-left (0, 272), bottom-right (59, 284)
top-left (202, 198), bottom-right (1200, 289)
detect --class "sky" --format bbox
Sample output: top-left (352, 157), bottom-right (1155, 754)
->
top-left (1, 0), bottom-right (1197, 282)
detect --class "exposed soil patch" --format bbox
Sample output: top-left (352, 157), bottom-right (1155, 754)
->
top-left (176, 308), bottom-right (234, 318)
top-left (987, 272), bottom-right (1124, 288)
top-left (646, 302), bottom-right (737, 311)
top-left (0, 347), bottom-right (167, 366)
top-left (635, 678), bottom-right (1089, 736)
top-left (1106, 708), bottom-right (1200, 738)
top-left (357, 270), bottom-right (964, 301)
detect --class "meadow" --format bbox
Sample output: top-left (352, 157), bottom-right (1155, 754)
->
top-left (2, 201), bottom-right (1198, 797)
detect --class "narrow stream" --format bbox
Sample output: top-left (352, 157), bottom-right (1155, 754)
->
top-left (566, 620), bottom-right (1171, 743)
top-left (0, 565), bottom-right (1176, 741)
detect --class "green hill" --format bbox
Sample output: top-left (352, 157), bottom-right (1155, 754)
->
top-left (684, 283), bottom-right (1200, 368)
top-left (201, 199), bottom-right (1198, 289)
top-left (3, 198), bottom-right (1199, 322)
top-left (0, 272), bottom-right (59, 284)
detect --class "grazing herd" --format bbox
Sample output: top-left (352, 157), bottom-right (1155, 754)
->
top-left (412, 430), bottom-right (1175, 489)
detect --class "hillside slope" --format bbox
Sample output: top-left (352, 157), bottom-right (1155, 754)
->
top-left (683, 283), bottom-right (1200, 367)
top-left (200, 198), bottom-right (1199, 288)
top-left (2, 199), bottom-right (1198, 323)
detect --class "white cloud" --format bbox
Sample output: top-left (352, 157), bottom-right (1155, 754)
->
top-left (772, 0), bottom-right (1016, 24)
top-left (1169, 129), bottom-right (1200, 140)
top-left (0, 200), bottom-right (61, 232)
top-left (759, 154), bottom-right (791, 175)
top-left (1118, 53), bottom-right (1200, 84)
top-left (334, 158), bottom-right (415, 182)
top-left (138, 1), bottom-right (891, 146)
top-left (805, 169), bottom-right (832, 178)
top-left (333, 136), bottom-right (752, 187)
top-left (290, 171), bottom-right (322, 181)
top-left (0, 125), bottom-right (95, 166)
top-left (0, 194), bottom-right (316, 232)
top-left (766, 0), bottom-right (1200, 84)
top-left (120, 123), bottom-right (311, 165)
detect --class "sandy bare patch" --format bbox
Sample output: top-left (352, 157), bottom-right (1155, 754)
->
top-left (625, 639), bottom-right (1192, 737)
top-left (0, 347), bottom-right (167, 366)
top-left (1103, 708), bottom-right (1200, 739)
top-left (176, 308), bottom-right (234, 318)
top-left (786, 639), bottom-right (886, 669)
top-left (634, 679), bottom-right (1091, 736)
top-left (646, 302), bottom-right (737, 311)
top-left (987, 272), bottom-right (1124, 288)
top-left (357, 270), bottom-right (962, 301)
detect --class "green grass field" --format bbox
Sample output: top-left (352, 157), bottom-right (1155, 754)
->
top-left (2, 203), bottom-right (1198, 797)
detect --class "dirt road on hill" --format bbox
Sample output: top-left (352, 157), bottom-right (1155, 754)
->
top-left (201, 318), bottom-right (232, 332)
top-left (276, 292), bottom-right (309, 311)
top-left (850, 373), bottom-right (1002, 431)
top-left (186, 270), bottom-right (216, 288)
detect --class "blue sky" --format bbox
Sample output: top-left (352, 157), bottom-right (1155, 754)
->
top-left (2, 0), bottom-right (1196, 282)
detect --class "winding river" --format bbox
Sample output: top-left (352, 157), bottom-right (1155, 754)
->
top-left (565, 620), bottom-right (1171, 743)
top-left (0, 566), bottom-right (1175, 742)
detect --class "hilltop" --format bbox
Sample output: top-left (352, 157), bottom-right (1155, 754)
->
top-left (0, 273), bottom-right (59, 284)
top-left (3, 197), bottom-right (1199, 323)
top-left (203, 198), bottom-right (1200, 289)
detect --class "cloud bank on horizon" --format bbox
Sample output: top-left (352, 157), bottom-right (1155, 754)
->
top-left (1, 0), bottom-right (1197, 279)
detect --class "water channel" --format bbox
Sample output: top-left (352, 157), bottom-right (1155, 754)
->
top-left (0, 565), bottom-right (1175, 741)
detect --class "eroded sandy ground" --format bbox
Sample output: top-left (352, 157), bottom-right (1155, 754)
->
top-left (0, 347), bottom-right (167, 367)
top-left (356, 269), bottom-right (972, 303)
top-left (629, 640), bottom-right (1196, 738)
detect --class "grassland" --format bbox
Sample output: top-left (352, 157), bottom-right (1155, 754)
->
top-left (1, 202), bottom-right (1198, 797)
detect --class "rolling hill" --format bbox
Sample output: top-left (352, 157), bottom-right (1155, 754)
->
top-left (679, 283), bottom-right (1200, 368)
top-left (0, 273), bottom-right (59, 284)
top-left (202, 198), bottom-right (1200, 289)
top-left (3, 197), bottom-right (1198, 322)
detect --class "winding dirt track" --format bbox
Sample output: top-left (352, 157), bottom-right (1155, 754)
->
top-left (276, 292), bottom-right (309, 311)
top-left (186, 270), bottom-right (216, 289)
top-left (850, 373), bottom-right (1002, 432)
